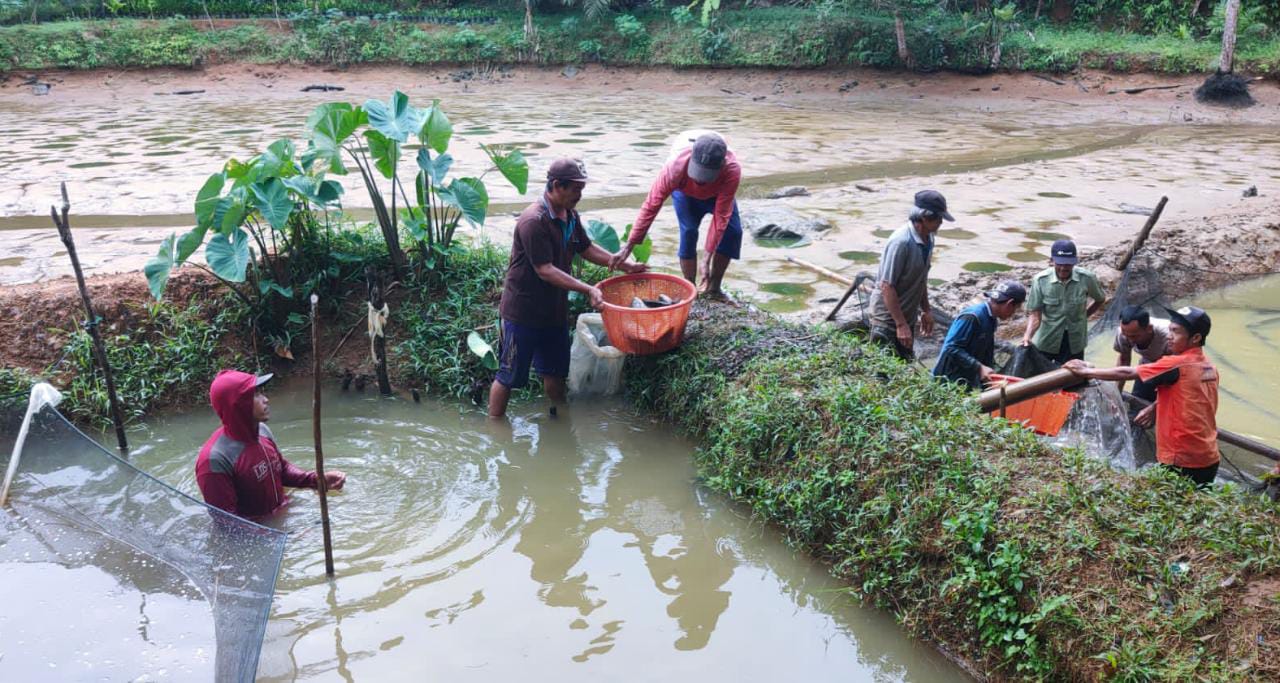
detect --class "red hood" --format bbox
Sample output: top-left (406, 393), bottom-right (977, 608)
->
top-left (209, 369), bottom-right (260, 442)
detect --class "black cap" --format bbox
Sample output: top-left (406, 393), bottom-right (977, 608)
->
top-left (688, 133), bottom-right (727, 183)
top-left (1050, 239), bottom-right (1078, 265)
top-left (1166, 305), bottom-right (1211, 341)
top-left (547, 157), bottom-right (589, 183)
top-left (914, 190), bottom-right (954, 222)
top-left (986, 280), bottom-right (1027, 304)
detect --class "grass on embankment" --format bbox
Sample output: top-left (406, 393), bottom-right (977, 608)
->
top-left (626, 303), bottom-right (1280, 680)
top-left (2, 9), bottom-right (1279, 76)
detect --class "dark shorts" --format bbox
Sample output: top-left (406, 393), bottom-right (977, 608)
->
top-left (1162, 461), bottom-right (1219, 488)
top-left (1038, 333), bottom-right (1084, 365)
top-left (671, 190), bottom-right (743, 261)
top-left (869, 325), bottom-right (914, 361)
top-left (495, 320), bottom-right (571, 389)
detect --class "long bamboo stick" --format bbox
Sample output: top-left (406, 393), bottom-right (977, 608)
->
top-left (977, 368), bottom-right (1078, 412)
top-left (311, 294), bottom-right (336, 577)
top-left (1115, 196), bottom-right (1168, 273)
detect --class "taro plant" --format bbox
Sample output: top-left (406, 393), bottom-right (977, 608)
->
top-left (144, 137), bottom-right (345, 307)
top-left (300, 91), bottom-right (529, 277)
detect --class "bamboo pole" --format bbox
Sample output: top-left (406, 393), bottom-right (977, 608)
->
top-left (311, 294), bottom-right (336, 577)
top-left (785, 255), bottom-right (852, 286)
top-left (978, 368), bottom-right (1078, 412)
top-left (1115, 196), bottom-right (1168, 274)
top-left (51, 183), bottom-right (128, 454)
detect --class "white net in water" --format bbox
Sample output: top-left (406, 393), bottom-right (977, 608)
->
top-left (0, 403), bottom-right (286, 682)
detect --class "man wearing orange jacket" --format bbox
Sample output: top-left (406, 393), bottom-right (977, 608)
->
top-left (611, 130), bottom-right (742, 299)
top-left (1065, 306), bottom-right (1221, 487)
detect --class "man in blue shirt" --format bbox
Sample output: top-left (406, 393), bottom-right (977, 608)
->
top-left (932, 280), bottom-right (1027, 390)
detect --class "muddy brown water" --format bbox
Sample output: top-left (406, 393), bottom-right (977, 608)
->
top-left (0, 384), bottom-right (968, 681)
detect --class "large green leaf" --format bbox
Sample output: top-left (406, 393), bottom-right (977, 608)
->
top-left (305, 102), bottom-right (363, 174)
top-left (587, 219), bottom-right (621, 253)
top-left (143, 233), bottom-right (176, 300)
top-left (194, 173), bottom-right (225, 231)
top-left (416, 148), bottom-right (453, 187)
top-left (317, 179), bottom-right (344, 205)
top-left (364, 130), bottom-right (400, 180)
top-left (466, 331), bottom-right (498, 371)
top-left (251, 178), bottom-right (294, 231)
top-left (213, 191), bottom-right (248, 235)
top-left (482, 145), bottom-right (529, 195)
top-left (175, 224), bottom-right (208, 264)
top-left (621, 223), bottom-right (652, 263)
top-left (364, 91), bottom-right (420, 144)
top-left (402, 213), bottom-right (429, 243)
top-left (420, 102), bottom-right (453, 154)
top-left (259, 138), bottom-right (297, 178)
top-left (439, 177), bottom-right (488, 227)
top-left (206, 229), bottom-right (252, 282)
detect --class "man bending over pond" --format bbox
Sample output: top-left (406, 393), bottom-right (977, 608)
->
top-left (196, 370), bottom-right (346, 519)
top-left (611, 130), bottom-right (741, 300)
top-left (488, 158), bottom-right (646, 418)
top-left (1064, 306), bottom-right (1221, 487)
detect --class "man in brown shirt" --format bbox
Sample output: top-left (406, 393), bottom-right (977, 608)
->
top-left (488, 158), bottom-right (646, 418)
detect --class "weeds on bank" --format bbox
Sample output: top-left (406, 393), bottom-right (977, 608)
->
top-left (55, 298), bottom-right (240, 428)
top-left (627, 309), bottom-right (1280, 679)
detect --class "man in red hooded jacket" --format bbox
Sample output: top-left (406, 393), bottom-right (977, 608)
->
top-left (196, 369), bottom-right (346, 519)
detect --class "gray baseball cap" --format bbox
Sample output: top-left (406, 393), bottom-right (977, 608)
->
top-left (687, 133), bottom-right (727, 184)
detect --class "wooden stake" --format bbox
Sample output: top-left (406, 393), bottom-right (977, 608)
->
top-left (50, 183), bottom-right (128, 454)
top-left (365, 266), bottom-right (392, 396)
top-left (1116, 196), bottom-right (1168, 273)
top-left (311, 294), bottom-right (336, 577)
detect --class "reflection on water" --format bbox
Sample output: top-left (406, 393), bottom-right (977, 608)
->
top-left (113, 385), bottom-right (967, 681)
top-left (0, 501), bottom-right (215, 679)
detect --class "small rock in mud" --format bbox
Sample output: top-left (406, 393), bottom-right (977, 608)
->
top-left (450, 70), bottom-right (474, 82)
top-left (752, 95), bottom-right (767, 101)
top-left (561, 65), bottom-right (580, 78)
top-left (838, 80), bottom-right (859, 92)
top-left (1243, 185), bottom-right (1259, 198)
top-left (817, 297), bottom-right (839, 304)
top-left (31, 83), bottom-right (50, 96)
top-left (855, 184), bottom-right (877, 193)
top-left (991, 85), bottom-right (1002, 91)
top-left (766, 186), bottom-right (809, 199)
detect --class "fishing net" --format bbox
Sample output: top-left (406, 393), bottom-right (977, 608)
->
top-left (0, 399), bottom-right (286, 682)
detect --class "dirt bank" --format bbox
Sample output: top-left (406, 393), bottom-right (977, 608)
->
top-left (7, 62), bottom-right (1280, 124)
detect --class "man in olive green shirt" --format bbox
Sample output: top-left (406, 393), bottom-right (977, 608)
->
top-left (1021, 239), bottom-right (1106, 365)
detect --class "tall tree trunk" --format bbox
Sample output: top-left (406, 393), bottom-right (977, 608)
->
top-left (894, 11), bottom-right (914, 69)
top-left (29, 0), bottom-right (38, 24)
top-left (1035, 0), bottom-right (1045, 20)
top-left (523, 0), bottom-right (537, 55)
top-left (1219, 0), bottom-right (1240, 74)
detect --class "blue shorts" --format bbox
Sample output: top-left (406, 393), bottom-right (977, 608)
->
top-left (671, 190), bottom-right (743, 261)
top-left (494, 320), bottom-right (571, 389)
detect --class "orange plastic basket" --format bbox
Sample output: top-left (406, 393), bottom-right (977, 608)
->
top-left (597, 273), bottom-right (698, 355)
top-left (986, 373), bottom-right (1080, 437)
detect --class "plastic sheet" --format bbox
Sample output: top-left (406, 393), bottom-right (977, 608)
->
top-left (568, 313), bottom-right (626, 396)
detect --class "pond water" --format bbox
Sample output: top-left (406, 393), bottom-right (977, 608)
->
top-left (1, 384), bottom-right (967, 681)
